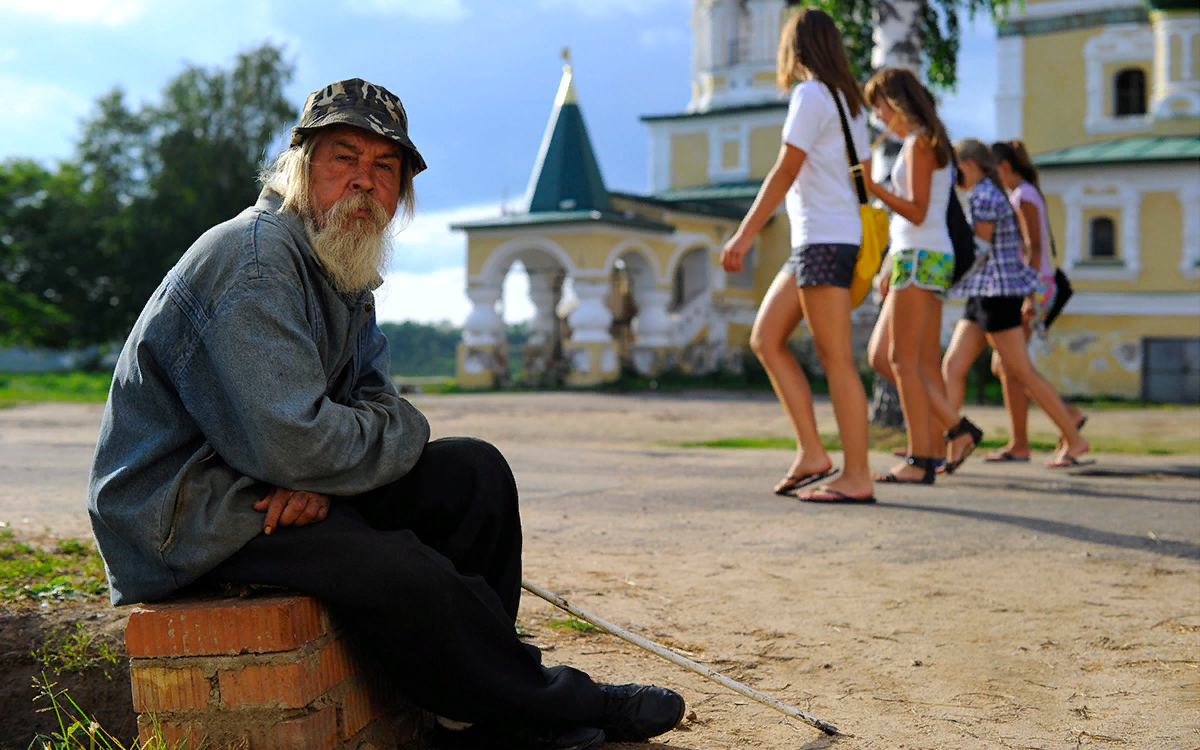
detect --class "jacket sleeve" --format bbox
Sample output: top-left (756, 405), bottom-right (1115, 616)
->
top-left (176, 276), bottom-right (430, 497)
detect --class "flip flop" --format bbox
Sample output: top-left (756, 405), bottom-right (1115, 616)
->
top-left (1046, 454), bottom-right (1096, 469)
top-left (984, 451), bottom-right (1031, 462)
top-left (774, 468), bottom-right (839, 496)
top-left (796, 486), bottom-right (876, 504)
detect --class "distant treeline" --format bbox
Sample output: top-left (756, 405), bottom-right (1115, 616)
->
top-left (380, 321), bottom-right (528, 377)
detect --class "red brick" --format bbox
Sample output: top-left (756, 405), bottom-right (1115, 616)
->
top-left (248, 706), bottom-right (337, 750)
top-left (137, 714), bottom-right (227, 750)
top-left (126, 594), bottom-right (327, 658)
top-left (218, 639), bottom-right (353, 710)
top-left (338, 678), bottom-right (387, 740)
top-left (131, 666), bottom-right (211, 712)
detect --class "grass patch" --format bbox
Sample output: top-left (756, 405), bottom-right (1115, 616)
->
top-left (34, 623), bottom-right (122, 678)
top-left (0, 372), bottom-right (112, 408)
top-left (31, 673), bottom-right (184, 749)
top-left (675, 429), bottom-right (1199, 456)
top-left (548, 616), bottom-right (603, 634)
top-left (0, 533), bottom-right (108, 604)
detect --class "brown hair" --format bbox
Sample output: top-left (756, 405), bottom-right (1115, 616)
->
top-left (991, 139), bottom-right (1040, 191)
top-left (863, 68), bottom-right (952, 169)
top-left (954, 137), bottom-right (1006, 196)
top-left (777, 8), bottom-right (865, 118)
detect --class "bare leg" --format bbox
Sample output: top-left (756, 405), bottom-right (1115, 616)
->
top-left (869, 293), bottom-right (896, 386)
top-left (880, 285), bottom-right (939, 481)
top-left (750, 272), bottom-right (831, 490)
top-left (795, 284), bottom-right (873, 498)
top-left (996, 324), bottom-right (1084, 457)
top-left (920, 297), bottom-right (952, 461)
top-left (987, 327), bottom-right (1090, 464)
top-left (942, 320), bottom-right (988, 412)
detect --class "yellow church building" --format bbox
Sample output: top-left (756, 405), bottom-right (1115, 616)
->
top-left (454, 0), bottom-right (1199, 402)
top-left (995, 0), bottom-right (1199, 401)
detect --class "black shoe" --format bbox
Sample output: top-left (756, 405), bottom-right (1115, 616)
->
top-left (430, 722), bottom-right (604, 750)
top-left (599, 683), bottom-right (686, 742)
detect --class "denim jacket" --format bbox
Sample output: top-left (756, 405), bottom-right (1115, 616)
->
top-left (88, 189), bottom-right (431, 605)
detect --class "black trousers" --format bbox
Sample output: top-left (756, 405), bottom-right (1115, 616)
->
top-left (204, 437), bottom-right (606, 726)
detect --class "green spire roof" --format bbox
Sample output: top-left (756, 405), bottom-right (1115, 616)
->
top-left (524, 63), bottom-right (612, 214)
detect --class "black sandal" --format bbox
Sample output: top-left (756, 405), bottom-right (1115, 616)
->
top-left (874, 456), bottom-right (937, 485)
top-left (943, 417), bottom-right (984, 475)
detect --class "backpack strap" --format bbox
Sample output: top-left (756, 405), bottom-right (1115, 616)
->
top-left (824, 82), bottom-right (869, 206)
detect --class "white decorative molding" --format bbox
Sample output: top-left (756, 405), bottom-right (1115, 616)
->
top-left (632, 287), bottom-right (673, 347)
top-left (473, 235), bottom-right (577, 286)
top-left (1061, 181), bottom-right (1142, 280)
top-left (663, 233), bottom-right (718, 282)
top-left (567, 279), bottom-right (615, 344)
top-left (1041, 163), bottom-right (1199, 284)
top-left (995, 36), bottom-right (1025, 140)
top-left (603, 239), bottom-right (664, 285)
top-left (1152, 13), bottom-right (1200, 119)
top-left (462, 284), bottom-right (505, 346)
top-left (688, 0), bottom-right (784, 113)
top-left (1059, 292), bottom-right (1200, 316)
top-left (1084, 24), bottom-right (1155, 135)
top-left (645, 108), bottom-right (786, 194)
top-left (1000, 0), bottom-right (1143, 22)
top-left (1179, 181), bottom-right (1200, 279)
top-left (672, 288), bottom-right (713, 347)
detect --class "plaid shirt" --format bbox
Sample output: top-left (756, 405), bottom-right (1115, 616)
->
top-left (952, 179), bottom-right (1038, 299)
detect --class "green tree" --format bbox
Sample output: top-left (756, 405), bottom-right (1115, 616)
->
top-left (0, 43), bottom-right (297, 350)
top-left (795, 0), bottom-right (1010, 89)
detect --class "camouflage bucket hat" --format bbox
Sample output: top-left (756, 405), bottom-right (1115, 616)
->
top-left (291, 78), bottom-right (427, 175)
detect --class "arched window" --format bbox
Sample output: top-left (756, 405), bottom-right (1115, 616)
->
top-left (1090, 217), bottom-right (1116, 259)
top-left (671, 247), bottom-right (710, 311)
top-left (1114, 68), bottom-right (1146, 117)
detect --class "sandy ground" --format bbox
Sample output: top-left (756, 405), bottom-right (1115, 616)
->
top-left (1, 394), bottom-right (1198, 749)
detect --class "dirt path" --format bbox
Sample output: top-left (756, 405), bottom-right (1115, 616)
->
top-left (1, 395), bottom-right (1198, 749)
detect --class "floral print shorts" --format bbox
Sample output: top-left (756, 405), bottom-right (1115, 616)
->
top-left (890, 248), bottom-right (954, 298)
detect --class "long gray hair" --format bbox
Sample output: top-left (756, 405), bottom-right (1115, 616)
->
top-left (258, 130), bottom-right (418, 229)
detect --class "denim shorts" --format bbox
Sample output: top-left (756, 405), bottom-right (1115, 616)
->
top-left (782, 243), bottom-right (859, 289)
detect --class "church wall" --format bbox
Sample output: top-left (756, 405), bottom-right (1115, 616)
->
top-left (670, 132), bottom-right (711, 188)
top-left (1139, 191), bottom-right (1187, 291)
top-left (748, 126), bottom-right (781, 179)
top-left (1021, 28), bottom-right (1093, 154)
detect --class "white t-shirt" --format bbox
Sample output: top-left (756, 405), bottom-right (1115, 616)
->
top-left (781, 80), bottom-right (870, 248)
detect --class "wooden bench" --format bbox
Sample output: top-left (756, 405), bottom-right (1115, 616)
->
top-left (125, 593), bottom-right (423, 749)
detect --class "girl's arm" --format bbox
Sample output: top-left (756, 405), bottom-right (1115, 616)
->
top-left (1016, 199), bottom-right (1043, 269)
top-left (720, 143), bottom-right (806, 272)
top-left (974, 220), bottom-right (995, 244)
top-left (867, 136), bottom-right (935, 226)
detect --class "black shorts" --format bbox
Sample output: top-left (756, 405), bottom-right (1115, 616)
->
top-left (782, 243), bottom-right (858, 289)
top-left (963, 295), bottom-right (1024, 334)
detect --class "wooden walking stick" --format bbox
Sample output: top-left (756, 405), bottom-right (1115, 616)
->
top-left (521, 579), bottom-right (840, 736)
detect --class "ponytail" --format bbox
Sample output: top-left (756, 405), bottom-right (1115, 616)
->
top-left (990, 139), bottom-right (1040, 191)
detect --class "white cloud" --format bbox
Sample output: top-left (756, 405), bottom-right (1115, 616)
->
top-left (0, 0), bottom-right (147, 25)
top-left (375, 264), bottom-right (534, 326)
top-left (389, 201), bottom-right (512, 274)
top-left (343, 0), bottom-right (469, 22)
top-left (640, 27), bottom-right (688, 50)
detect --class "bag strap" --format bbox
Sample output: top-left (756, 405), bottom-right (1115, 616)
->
top-left (824, 82), bottom-right (869, 206)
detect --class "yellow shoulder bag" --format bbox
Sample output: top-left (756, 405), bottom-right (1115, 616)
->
top-left (826, 84), bottom-right (889, 308)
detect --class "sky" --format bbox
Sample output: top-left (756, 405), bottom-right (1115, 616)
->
top-left (0, 0), bottom-right (998, 325)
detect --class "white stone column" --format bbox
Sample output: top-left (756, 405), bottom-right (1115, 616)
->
top-left (631, 287), bottom-right (672, 347)
top-left (462, 283), bottom-right (504, 346)
top-left (526, 271), bottom-right (562, 346)
top-left (567, 279), bottom-right (615, 344)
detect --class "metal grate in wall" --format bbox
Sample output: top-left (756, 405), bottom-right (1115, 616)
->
top-left (1142, 337), bottom-right (1200, 404)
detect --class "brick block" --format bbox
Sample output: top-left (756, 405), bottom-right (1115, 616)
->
top-left (219, 639), bottom-right (353, 710)
top-left (247, 706), bottom-right (338, 750)
top-left (137, 714), bottom-right (230, 750)
top-left (126, 594), bottom-right (327, 657)
top-left (339, 678), bottom-right (388, 741)
top-left (131, 665), bottom-right (211, 713)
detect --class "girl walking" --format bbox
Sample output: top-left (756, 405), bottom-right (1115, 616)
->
top-left (720, 7), bottom-right (874, 503)
top-left (941, 139), bottom-right (1090, 468)
top-left (862, 68), bottom-right (982, 484)
top-left (981, 140), bottom-right (1086, 462)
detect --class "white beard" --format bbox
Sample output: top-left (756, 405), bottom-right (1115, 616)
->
top-left (305, 193), bottom-right (393, 295)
